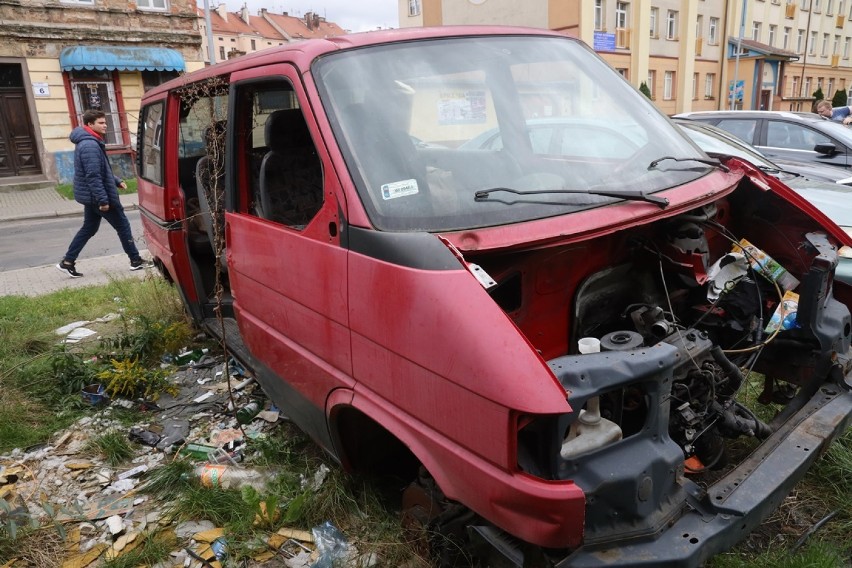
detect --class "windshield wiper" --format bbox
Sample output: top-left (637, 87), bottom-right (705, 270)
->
top-left (648, 156), bottom-right (730, 172)
top-left (473, 187), bottom-right (669, 208)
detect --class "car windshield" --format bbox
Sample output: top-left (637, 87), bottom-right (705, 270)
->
top-left (314, 35), bottom-right (710, 232)
top-left (676, 121), bottom-right (777, 170)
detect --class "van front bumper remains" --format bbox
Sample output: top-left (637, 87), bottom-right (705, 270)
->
top-left (559, 379), bottom-right (852, 568)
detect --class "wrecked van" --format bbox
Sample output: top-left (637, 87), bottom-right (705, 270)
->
top-left (137, 27), bottom-right (852, 567)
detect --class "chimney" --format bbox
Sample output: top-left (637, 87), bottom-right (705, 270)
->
top-left (305, 11), bottom-right (313, 30)
top-left (259, 7), bottom-right (266, 16)
top-left (215, 3), bottom-right (228, 21)
top-left (313, 14), bottom-right (320, 29)
top-left (240, 3), bottom-right (249, 23)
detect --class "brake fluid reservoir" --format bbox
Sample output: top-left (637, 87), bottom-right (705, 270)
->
top-left (561, 337), bottom-right (624, 459)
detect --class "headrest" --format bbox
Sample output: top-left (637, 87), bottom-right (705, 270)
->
top-left (265, 109), bottom-right (312, 151)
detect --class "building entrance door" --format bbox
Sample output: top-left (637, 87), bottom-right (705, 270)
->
top-left (0, 64), bottom-right (42, 178)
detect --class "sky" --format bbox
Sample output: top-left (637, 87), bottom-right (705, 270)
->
top-left (204, 0), bottom-right (399, 33)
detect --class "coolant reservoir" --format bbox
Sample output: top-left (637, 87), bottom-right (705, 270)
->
top-left (561, 337), bottom-right (624, 459)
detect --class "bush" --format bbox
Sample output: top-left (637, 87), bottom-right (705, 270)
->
top-left (639, 81), bottom-right (652, 99)
top-left (832, 88), bottom-right (848, 107)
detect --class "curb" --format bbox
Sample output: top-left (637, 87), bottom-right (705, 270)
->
top-left (0, 203), bottom-right (139, 224)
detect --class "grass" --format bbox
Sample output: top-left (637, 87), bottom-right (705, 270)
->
top-left (100, 531), bottom-right (173, 568)
top-left (85, 431), bottom-right (134, 466)
top-left (0, 277), bottom-right (190, 453)
top-left (54, 178), bottom-right (137, 201)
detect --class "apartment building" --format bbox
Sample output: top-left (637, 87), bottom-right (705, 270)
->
top-left (199, 6), bottom-right (346, 64)
top-left (399, 0), bottom-right (852, 114)
top-left (0, 0), bottom-right (204, 187)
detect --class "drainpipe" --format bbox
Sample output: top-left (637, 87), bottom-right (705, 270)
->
top-left (798, 3), bottom-right (813, 109)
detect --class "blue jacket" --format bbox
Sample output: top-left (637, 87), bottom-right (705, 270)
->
top-left (70, 126), bottom-right (121, 206)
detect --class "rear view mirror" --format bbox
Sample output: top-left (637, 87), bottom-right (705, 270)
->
top-left (814, 143), bottom-right (837, 155)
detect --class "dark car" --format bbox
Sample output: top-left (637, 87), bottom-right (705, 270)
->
top-left (675, 118), bottom-right (852, 284)
top-left (674, 110), bottom-right (852, 173)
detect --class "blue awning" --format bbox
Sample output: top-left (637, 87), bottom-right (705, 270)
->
top-left (59, 46), bottom-right (185, 72)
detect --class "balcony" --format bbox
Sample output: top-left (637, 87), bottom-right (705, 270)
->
top-left (838, 14), bottom-right (845, 28)
top-left (695, 36), bottom-right (703, 56)
top-left (832, 53), bottom-right (841, 67)
top-left (785, 3), bottom-right (797, 18)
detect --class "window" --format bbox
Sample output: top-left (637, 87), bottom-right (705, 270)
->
top-left (692, 72), bottom-right (699, 99)
top-left (705, 73), bottom-right (715, 98)
top-left (716, 119), bottom-right (758, 143)
top-left (752, 21), bottom-right (762, 41)
top-left (666, 10), bottom-right (678, 39)
top-left (809, 30), bottom-right (817, 54)
top-left (616, 68), bottom-right (629, 78)
top-left (769, 25), bottom-right (777, 45)
top-left (828, 0), bottom-right (834, 13)
top-left (834, 35), bottom-right (840, 54)
top-left (647, 70), bottom-right (656, 97)
top-left (616, 2), bottom-right (629, 28)
top-left (251, 39), bottom-right (256, 50)
top-left (136, 0), bottom-right (167, 9)
top-left (783, 27), bottom-right (791, 49)
top-left (138, 102), bottom-right (164, 185)
top-left (829, 78), bottom-right (835, 96)
top-left (235, 81), bottom-right (323, 229)
top-left (804, 76), bottom-right (812, 96)
top-left (650, 7), bottom-right (658, 37)
top-left (664, 70), bottom-right (675, 99)
top-left (141, 71), bottom-right (179, 92)
top-left (408, 0), bottom-right (420, 16)
top-left (845, 37), bottom-right (851, 58)
top-left (696, 15), bottom-right (703, 38)
top-left (219, 46), bottom-right (225, 60)
top-left (766, 121), bottom-right (831, 150)
top-left (68, 70), bottom-right (123, 146)
top-left (814, 0), bottom-right (822, 11)
top-left (822, 32), bottom-right (830, 55)
top-left (797, 29), bottom-right (805, 52)
top-left (791, 75), bottom-right (800, 96)
top-left (709, 17), bottom-right (719, 44)
top-left (801, 0), bottom-right (809, 9)
top-left (595, 0), bottom-right (605, 31)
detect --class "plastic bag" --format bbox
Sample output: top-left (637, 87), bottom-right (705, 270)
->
top-left (311, 521), bottom-right (349, 567)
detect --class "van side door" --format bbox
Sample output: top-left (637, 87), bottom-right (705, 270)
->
top-left (225, 68), bottom-right (352, 453)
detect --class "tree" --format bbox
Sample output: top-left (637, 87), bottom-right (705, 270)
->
top-left (812, 86), bottom-right (825, 101)
top-left (639, 81), bottom-right (652, 99)
top-left (832, 88), bottom-right (848, 107)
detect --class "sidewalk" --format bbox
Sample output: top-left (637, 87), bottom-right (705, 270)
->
top-left (0, 188), bottom-right (151, 297)
top-left (0, 186), bottom-right (138, 223)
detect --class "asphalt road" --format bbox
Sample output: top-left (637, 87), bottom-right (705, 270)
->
top-left (0, 210), bottom-right (146, 272)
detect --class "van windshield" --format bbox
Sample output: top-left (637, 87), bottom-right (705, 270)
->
top-left (314, 35), bottom-right (710, 232)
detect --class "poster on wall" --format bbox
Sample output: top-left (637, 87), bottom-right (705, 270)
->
top-left (438, 90), bottom-right (486, 125)
top-left (728, 80), bottom-right (744, 104)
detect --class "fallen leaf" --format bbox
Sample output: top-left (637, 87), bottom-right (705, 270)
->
top-left (61, 542), bottom-right (108, 568)
top-left (64, 461), bottom-right (95, 470)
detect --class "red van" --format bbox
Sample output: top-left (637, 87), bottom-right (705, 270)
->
top-left (137, 26), bottom-right (852, 567)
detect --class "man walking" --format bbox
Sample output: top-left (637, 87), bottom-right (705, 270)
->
top-left (57, 110), bottom-right (151, 278)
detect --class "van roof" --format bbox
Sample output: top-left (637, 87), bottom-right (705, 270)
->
top-left (142, 25), bottom-right (570, 100)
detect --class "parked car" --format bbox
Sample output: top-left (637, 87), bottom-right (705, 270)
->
top-left (137, 26), bottom-right (852, 567)
top-left (674, 118), bottom-right (852, 285)
top-left (674, 109), bottom-right (852, 173)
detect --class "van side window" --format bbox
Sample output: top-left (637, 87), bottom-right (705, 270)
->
top-left (236, 82), bottom-right (323, 230)
top-left (138, 102), bottom-right (164, 185)
top-left (175, 81), bottom-right (229, 249)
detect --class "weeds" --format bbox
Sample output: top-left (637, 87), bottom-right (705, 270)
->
top-left (101, 531), bottom-right (173, 568)
top-left (97, 357), bottom-right (177, 400)
top-left (85, 431), bottom-right (134, 466)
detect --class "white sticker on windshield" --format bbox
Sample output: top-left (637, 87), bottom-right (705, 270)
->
top-left (381, 179), bottom-right (419, 200)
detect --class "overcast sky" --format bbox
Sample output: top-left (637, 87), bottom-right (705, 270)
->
top-left (204, 0), bottom-right (399, 32)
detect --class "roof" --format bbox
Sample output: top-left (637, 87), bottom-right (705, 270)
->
top-left (263, 12), bottom-right (346, 40)
top-left (728, 36), bottom-right (799, 60)
top-left (59, 46), bottom-right (185, 72)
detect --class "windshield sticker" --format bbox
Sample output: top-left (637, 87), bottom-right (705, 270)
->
top-left (381, 179), bottom-right (419, 200)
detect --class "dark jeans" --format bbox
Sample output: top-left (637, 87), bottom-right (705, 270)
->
top-left (63, 202), bottom-right (141, 262)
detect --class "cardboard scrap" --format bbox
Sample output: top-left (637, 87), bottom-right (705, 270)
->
top-left (193, 527), bottom-right (225, 543)
top-left (103, 532), bottom-right (140, 561)
top-left (61, 542), bottom-right (108, 568)
top-left (64, 461), bottom-right (95, 470)
top-left (254, 550), bottom-right (276, 562)
top-left (56, 495), bottom-right (135, 522)
top-left (276, 527), bottom-right (314, 543)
